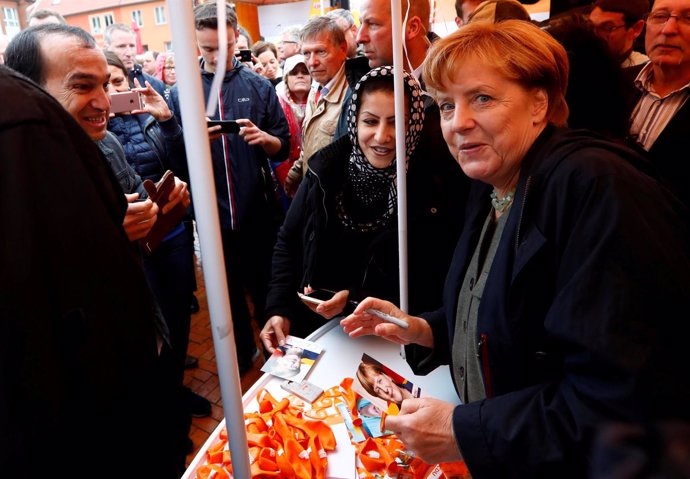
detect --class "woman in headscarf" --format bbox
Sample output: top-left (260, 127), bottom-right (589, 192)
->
top-left (261, 66), bottom-right (458, 352)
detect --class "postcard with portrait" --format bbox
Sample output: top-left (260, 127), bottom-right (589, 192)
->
top-left (261, 335), bottom-right (323, 382)
top-left (351, 353), bottom-right (421, 414)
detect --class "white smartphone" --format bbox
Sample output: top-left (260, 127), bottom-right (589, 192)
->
top-left (297, 289), bottom-right (337, 306)
top-left (280, 379), bottom-right (324, 403)
top-left (110, 91), bottom-right (143, 114)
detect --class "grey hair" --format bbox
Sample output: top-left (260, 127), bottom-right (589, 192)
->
top-left (104, 23), bottom-right (134, 46)
top-left (300, 16), bottom-right (345, 46)
top-left (326, 8), bottom-right (356, 28)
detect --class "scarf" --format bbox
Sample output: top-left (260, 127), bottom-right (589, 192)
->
top-left (336, 66), bottom-right (425, 232)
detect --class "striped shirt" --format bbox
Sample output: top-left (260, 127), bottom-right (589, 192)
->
top-left (629, 62), bottom-right (690, 151)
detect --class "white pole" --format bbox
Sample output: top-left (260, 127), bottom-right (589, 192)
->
top-left (391, 0), bottom-right (408, 359)
top-left (167, 2), bottom-right (251, 478)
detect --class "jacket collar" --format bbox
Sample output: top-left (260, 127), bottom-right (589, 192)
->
top-left (199, 56), bottom-right (242, 81)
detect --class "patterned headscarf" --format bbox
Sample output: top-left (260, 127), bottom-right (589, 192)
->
top-left (336, 66), bottom-right (425, 232)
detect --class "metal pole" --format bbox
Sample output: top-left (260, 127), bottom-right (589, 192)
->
top-left (391, 0), bottom-right (408, 359)
top-left (167, 2), bottom-right (251, 477)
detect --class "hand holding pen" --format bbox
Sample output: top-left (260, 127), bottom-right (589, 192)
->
top-left (340, 297), bottom-right (434, 349)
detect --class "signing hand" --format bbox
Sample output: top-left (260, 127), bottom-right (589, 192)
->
top-left (340, 297), bottom-right (434, 348)
top-left (384, 398), bottom-right (462, 464)
top-left (260, 315), bottom-right (290, 354)
top-left (123, 193), bottom-right (159, 241)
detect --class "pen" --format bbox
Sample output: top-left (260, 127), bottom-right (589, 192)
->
top-left (365, 308), bottom-right (409, 329)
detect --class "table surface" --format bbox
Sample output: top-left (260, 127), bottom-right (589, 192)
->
top-left (182, 318), bottom-right (460, 478)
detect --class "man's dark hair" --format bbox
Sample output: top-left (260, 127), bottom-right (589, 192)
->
top-left (29, 8), bottom-right (67, 24)
top-left (193, 1), bottom-right (238, 30)
top-left (593, 0), bottom-right (650, 26)
top-left (300, 16), bottom-right (345, 46)
top-left (5, 24), bottom-right (96, 85)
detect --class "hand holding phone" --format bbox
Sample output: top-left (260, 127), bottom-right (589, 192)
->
top-left (297, 289), bottom-right (337, 306)
top-left (235, 49), bottom-right (252, 63)
top-left (207, 120), bottom-right (241, 134)
top-left (110, 91), bottom-right (143, 114)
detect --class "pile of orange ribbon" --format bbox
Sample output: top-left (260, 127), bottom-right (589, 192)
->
top-left (196, 388), bottom-right (336, 479)
top-left (194, 379), bottom-right (471, 479)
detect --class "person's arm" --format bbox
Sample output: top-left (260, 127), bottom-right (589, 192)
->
top-left (235, 118), bottom-right (283, 156)
top-left (262, 176), bottom-right (311, 350)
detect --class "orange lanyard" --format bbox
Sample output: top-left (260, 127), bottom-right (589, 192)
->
top-left (195, 381), bottom-right (471, 479)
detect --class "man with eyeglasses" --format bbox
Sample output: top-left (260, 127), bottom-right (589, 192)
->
top-left (589, 0), bottom-right (650, 67)
top-left (626, 0), bottom-right (690, 211)
top-left (277, 25), bottom-right (302, 64)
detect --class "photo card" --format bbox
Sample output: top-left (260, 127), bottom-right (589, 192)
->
top-left (261, 335), bottom-right (323, 382)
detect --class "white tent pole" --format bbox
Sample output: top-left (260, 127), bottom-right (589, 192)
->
top-left (167, 2), bottom-right (251, 477)
top-left (391, 0), bottom-right (408, 359)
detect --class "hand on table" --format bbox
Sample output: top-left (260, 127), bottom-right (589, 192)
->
top-left (260, 315), bottom-right (290, 354)
top-left (384, 398), bottom-right (463, 464)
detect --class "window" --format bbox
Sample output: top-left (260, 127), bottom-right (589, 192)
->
top-left (3, 7), bottom-right (20, 36)
top-left (103, 13), bottom-right (114, 27)
top-left (89, 14), bottom-right (102, 34)
top-left (154, 6), bottom-right (166, 25)
top-left (164, 41), bottom-right (173, 52)
top-left (131, 10), bottom-right (143, 27)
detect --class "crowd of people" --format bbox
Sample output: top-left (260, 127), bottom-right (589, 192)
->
top-left (2, 0), bottom-right (690, 478)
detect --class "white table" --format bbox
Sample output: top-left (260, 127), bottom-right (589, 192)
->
top-left (182, 318), bottom-right (460, 478)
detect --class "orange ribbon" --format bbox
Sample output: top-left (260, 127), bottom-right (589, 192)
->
top-left (194, 381), bottom-right (471, 479)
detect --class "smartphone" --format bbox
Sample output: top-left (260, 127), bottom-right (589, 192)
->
top-left (110, 91), bottom-right (143, 114)
top-left (207, 120), bottom-right (241, 134)
top-left (297, 289), bottom-right (337, 305)
top-left (235, 49), bottom-right (252, 63)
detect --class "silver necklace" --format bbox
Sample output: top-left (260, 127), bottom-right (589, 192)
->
top-left (490, 188), bottom-right (515, 213)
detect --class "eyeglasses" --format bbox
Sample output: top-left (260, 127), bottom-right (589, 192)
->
top-left (164, 66), bottom-right (176, 70)
top-left (646, 11), bottom-right (690, 27)
top-left (590, 22), bottom-right (627, 36)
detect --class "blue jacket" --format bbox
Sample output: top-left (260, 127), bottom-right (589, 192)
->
top-left (107, 113), bottom-right (187, 184)
top-left (171, 58), bottom-right (290, 231)
top-left (407, 126), bottom-right (690, 478)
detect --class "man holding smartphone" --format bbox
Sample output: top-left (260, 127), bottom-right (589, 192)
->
top-left (171, 1), bottom-right (290, 375)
